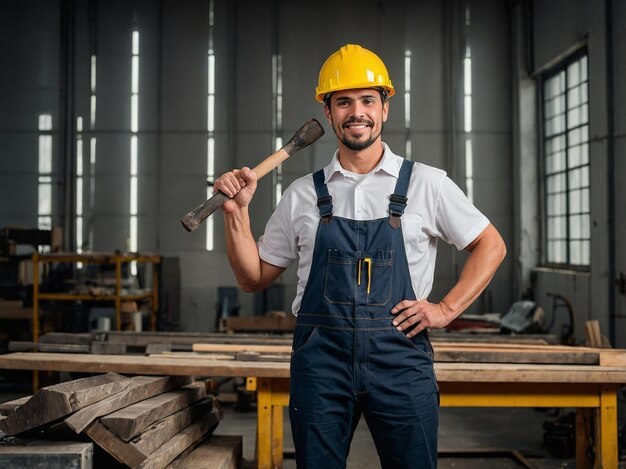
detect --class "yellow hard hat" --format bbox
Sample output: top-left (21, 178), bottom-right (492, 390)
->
top-left (315, 44), bottom-right (395, 103)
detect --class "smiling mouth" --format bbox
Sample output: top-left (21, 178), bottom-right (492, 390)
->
top-left (342, 120), bottom-right (373, 131)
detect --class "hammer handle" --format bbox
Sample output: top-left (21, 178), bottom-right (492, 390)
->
top-left (180, 118), bottom-right (324, 232)
top-left (179, 148), bottom-right (290, 232)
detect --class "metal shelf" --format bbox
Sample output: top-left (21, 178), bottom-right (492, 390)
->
top-left (32, 252), bottom-right (161, 341)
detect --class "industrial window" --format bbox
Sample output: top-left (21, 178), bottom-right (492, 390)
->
top-left (272, 52), bottom-right (283, 208)
top-left (130, 30), bottom-right (139, 257)
top-left (542, 53), bottom-right (590, 267)
top-left (206, 0), bottom-right (215, 251)
top-left (404, 50), bottom-right (411, 160)
top-left (38, 114), bottom-right (53, 231)
top-left (463, 4), bottom-right (473, 202)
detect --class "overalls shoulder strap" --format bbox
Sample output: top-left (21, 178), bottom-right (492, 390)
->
top-left (313, 169), bottom-right (333, 224)
top-left (388, 159), bottom-right (414, 228)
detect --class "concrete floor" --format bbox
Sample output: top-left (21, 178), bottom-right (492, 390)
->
top-left (217, 403), bottom-right (576, 468)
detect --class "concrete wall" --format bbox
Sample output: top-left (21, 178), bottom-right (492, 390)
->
top-left (0, 0), bottom-right (62, 228)
top-left (513, 0), bottom-right (626, 347)
top-left (0, 0), bottom-right (514, 331)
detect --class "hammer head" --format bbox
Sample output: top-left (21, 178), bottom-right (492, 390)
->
top-left (282, 118), bottom-right (325, 156)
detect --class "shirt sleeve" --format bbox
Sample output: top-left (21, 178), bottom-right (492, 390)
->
top-left (257, 187), bottom-right (299, 268)
top-left (434, 176), bottom-right (490, 250)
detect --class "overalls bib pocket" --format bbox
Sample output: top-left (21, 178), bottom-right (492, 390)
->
top-left (324, 249), bottom-right (393, 306)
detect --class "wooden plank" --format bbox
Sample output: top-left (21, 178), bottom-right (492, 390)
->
top-left (433, 342), bottom-right (598, 351)
top-left (65, 375), bottom-right (193, 433)
top-left (137, 414), bottom-right (217, 469)
top-left (600, 350), bottom-right (626, 367)
top-left (100, 382), bottom-right (207, 441)
top-left (236, 352), bottom-right (290, 363)
top-left (167, 435), bottom-right (242, 469)
top-left (0, 439), bottom-right (93, 469)
top-left (0, 352), bottom-right (291, 378)
top-left (39, 332), bottom-right (94, 345)
top-left (106, 331), bottom-right (292, 347)
top-left (85, 403), bottom-right (219, 467)
top-left (132, 398), bottom-right (219, 456)
top-left (435, 362), bottom-right (626, 383)
top-left (8, 341), bottom-right (91, 353)
top-left (0, 396), bottom-right (30, 416)
top-left (434, 349), bottom-right (598, 365)
top-left (84, 420), bottom-right (145, 467)
top-left (3, 352), bottom-right (626, 383)
top-left (192, 344), bottom-right (291, 354)
top-left (90, 341), bottom-right (127, 355)
top-left (145, 343), bottom-right (172, 354)
top-left (0, 373), bottom-right (130, 436)
top-left (585, 320), bottom-right (604, 348)
top-left (224, 315), bottom-right (295, 332)
top-left (149, 352), bottom-right (236, 361)
top-left (429, 332), bottom-right (557, 344)
top-left (191, 341), bottom-right (607, 365)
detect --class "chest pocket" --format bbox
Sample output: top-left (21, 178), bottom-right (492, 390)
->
top-left (323, 250), bottom-right (393, 306)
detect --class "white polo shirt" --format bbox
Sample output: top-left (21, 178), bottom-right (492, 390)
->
top-left (258, 143), bottom-right (489, 315)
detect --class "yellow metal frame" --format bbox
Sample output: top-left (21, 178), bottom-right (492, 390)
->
top-left (31, 252), bottom-right (161, 389)
top-left (246, 378), bottom-right (619, 469)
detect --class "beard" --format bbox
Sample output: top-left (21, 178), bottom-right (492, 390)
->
top-left (333, 117), bottom-right (383, 151)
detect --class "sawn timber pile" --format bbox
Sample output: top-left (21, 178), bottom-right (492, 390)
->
top-left (0, 373), bottom-right (241, 469)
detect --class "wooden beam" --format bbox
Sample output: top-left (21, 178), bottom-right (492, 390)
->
top-left (434, 349), bottom-right (598, 365)
top-left (65, 375), bottom-right (192, 433)
top-left (84, 403), bottom-right (220, 467)
top-left (429, 332), bottom-right (557, 344)
top-left (100, 382), bottom-right (207, 441)
top-left (600, 350), bottom-right (626, 367)
top-left (0, 439), bottom-right (93, 468)
top-left (192, 344), bottom-right (292, 354)
top-left (39, 332), bottom-right (94, 345)
top-left (84, 420), bottom-right (145, 467)
top-left (132, 398), bottom-right (219, 456)
top-left (167, 434), bottom-right (242, 469)
top-left (145, 343), bottom-right (172, 354)
top-left (224, 315), bottom-right (295, 332)
top-left (0, 396), bottom-right (30, 416)
top-left (106, 331), bottom-right (292, 347)
top-left (0, 352), bottom-right (291, 378)
top-left (0, 373), bottom-right (130, 436)
top-left (3, 352), bottom-right (626, 383)
top-left (136, 414), bottom-right (217, 469)
top-left (90, 341), bottom-right (127, 355)
top-left (8, 341), bottom-right (91, 353)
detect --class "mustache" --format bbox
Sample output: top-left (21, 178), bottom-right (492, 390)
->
top-left (341, 118), bottom-right (374, 128)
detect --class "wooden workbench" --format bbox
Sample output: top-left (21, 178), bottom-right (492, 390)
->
top-left (0, 351), bottom-right (624, 469)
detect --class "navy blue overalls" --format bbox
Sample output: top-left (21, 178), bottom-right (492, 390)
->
top-left (289, 159), bottom-right (439, 469)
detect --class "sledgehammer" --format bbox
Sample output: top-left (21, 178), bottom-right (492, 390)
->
top-left (180, 118), bottom-right (325, 232)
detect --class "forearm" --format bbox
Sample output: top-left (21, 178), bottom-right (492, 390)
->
top-left (223, 207), bottom-right (264, 291)
top-left (440, 224), bottom-right (506, 321)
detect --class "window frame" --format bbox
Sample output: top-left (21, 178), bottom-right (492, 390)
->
top-left (539, 48), bottom-right (590, 272)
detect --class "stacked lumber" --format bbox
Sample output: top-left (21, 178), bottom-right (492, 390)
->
top-left (151, 341), bottom-right (626, 367)
top-left (0, 373), bottom-right (240, 469)
top-left (7, 330), bottom-right (560, 357)
top-left (8, 331), bottom-right (295, 356)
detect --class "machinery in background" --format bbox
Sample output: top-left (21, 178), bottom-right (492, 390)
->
top-left (500, 293), bottom-right (576, 345)
top-left (0, 227), bottom-right (62, 303)
top-left (0, 227), bottom-right (62, 390)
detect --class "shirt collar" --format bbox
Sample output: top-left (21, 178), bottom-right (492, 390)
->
top-left (323, 142), bottom-right (401, 183)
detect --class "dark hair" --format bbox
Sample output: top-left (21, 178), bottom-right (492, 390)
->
top-left (324, 88), bottom-right (388, 108)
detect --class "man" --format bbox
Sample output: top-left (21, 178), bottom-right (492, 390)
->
top-left (214, 44), bottom-right (506, 469)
